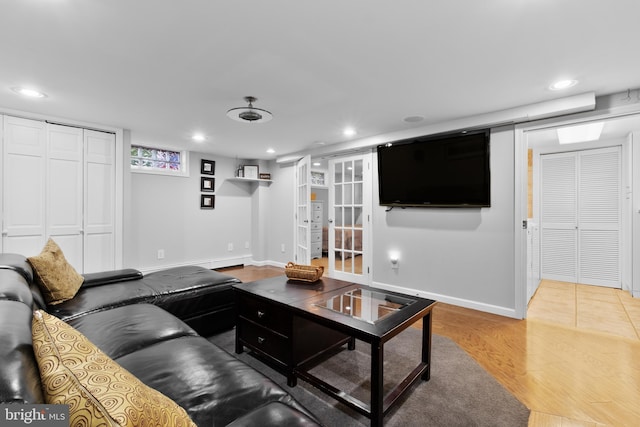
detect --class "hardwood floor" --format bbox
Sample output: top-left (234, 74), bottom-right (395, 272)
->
top-left (217, 267), bottom-right (640, 426)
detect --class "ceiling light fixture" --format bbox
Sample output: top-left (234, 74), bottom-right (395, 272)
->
top-left (266, 148), bottom-right (275, 154)
top-left (192, 133), bottom-right (206, 142)
top-left (549, 79), bottom-right (578, 91)
top-left (557, 122), bottom-right (604, 144)
top-left (226, 96), bottom-right (272, 123)
top-left (12, 87), bottom-right (47, 98)
top-left (343, 127), bottom-right (357, 137)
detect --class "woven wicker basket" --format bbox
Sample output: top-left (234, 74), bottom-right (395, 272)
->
top-left (284, 262), bottom-right (324, 283)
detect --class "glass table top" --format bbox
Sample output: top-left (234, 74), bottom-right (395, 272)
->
top-left (314, 288), bottom-right (416, 324)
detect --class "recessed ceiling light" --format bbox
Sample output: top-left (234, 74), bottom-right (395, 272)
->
top-left (12, 87), bottom-right (47, 98)
top-left (192, 133), bottom-right (206, 142)
top-left (343, 127), bottom-right (357, 137)
top-left (313, 162), bottom-right (321, 167)
top-left (266, 148), bottom-right (275, 154)
top-left (403, 115), bottom-right (424, 123)
top-left (549, 79), bottom-right (578, 91)
top-left (557, 122), bottom-right (604, 144)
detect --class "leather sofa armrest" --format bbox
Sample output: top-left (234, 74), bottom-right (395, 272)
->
top-left (82, 269), bottom-right (143, 288)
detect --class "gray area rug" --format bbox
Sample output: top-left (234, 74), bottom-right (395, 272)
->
top-left (209, 328), bottom-right (530, 426)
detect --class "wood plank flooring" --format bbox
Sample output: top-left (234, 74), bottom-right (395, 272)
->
top-left (217, 266), bottom-right (640, 427)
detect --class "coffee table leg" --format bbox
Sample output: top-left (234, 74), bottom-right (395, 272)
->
top-left (371, 340), bottom-right (384, 427)
top-left (422, 311), bottom-right (432, 381)
top-left (348, 336), bottom-right (356, 350)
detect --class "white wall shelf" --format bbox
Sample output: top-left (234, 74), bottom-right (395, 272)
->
top-left (227, 177), bottom-right (272, 184)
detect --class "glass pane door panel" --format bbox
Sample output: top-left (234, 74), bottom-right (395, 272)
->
top-left (345, 161), bottom-right (353, 182)
top-left (354, 160), bottom-right (363, 180)
top-left (354, 182), bottom-right (363, 204)
top-left (344, 183), bottom-right (353, 205)
top-left (334, 185), bottom-right (342, 205)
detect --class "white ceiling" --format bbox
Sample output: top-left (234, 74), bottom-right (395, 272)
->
top-left (1, 0), bottom-right (640, 160)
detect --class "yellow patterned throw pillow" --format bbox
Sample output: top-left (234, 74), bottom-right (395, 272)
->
top-left (32, 310), bottom-right (196, 427)
top-left (27, 238), bottom-right (84, 305)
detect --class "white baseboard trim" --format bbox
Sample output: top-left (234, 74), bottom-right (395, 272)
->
top-left (371, 281), bottom-right (519, 319)
top-left (137, 256), bottom-right (253, 274)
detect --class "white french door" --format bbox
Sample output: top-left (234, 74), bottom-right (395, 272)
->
top-left (295, 155), bottom-right (312, 265)
top-left (540, 147), bottom-right (621, 287)
top-left (327, 153), bottom-right (371, 284)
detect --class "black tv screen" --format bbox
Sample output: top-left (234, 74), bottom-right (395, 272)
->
top-left (377, 130), bottom-right (490, 207)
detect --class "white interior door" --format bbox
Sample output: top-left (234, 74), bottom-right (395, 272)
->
top-left (47, 124), bottom-right (83, 271)
top-left (2, 116), bottom-right (47, 256)
top-left (540, 147), bottom-right (621, 287)
top-left (328, 153), bottom-right (371, 284)
top-left (577, 147), bottom-right (621, 287)
top-left (84, 129), bottom-right (116, 273)
top-left (295, 155), bottom-right (311, 265)
top-left (540, 152), bottom-right (578, 282)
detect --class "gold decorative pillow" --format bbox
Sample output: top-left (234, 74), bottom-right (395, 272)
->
top-left (32, 310), bottom-right (196, 427)
top-left (27, 238), bottom-right (84, 305)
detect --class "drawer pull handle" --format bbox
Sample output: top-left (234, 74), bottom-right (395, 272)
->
top-left (257, 310), bottom-right (265, 318)
top-left (257, 337), bottom-right (265, 344)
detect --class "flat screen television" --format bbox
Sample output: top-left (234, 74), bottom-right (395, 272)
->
top-left (377, 129), bottom-right (490, 208)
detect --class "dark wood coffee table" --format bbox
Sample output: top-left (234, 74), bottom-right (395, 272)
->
top-left (233, 275), bottom-right (436, 427)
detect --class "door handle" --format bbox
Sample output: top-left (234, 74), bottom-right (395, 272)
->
top-left (257, 337), bottom-right (265, 345)
top-left (328, 219), bottom-right (333, 223)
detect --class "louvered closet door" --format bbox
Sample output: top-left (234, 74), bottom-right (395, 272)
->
top-left (540, 148), bottom-right (621, 287)
top-left (577, 147), bottom-right (621, 287)
top-left (540, 152), bottom-right (578, 282)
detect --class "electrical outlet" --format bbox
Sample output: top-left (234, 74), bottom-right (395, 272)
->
top-left (157, 249), bottom-right (165, 260)
top-left (245, 241), bottom-right (250, 249)
top-left (281, 244), bottom-right (286, 253)
top-left (227, 243), bottom-right (233, 252)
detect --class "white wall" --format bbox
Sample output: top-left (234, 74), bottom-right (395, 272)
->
top-left (371, 127), bottom-right (517, 316)
top-left (265, 127), bottom-right (519, 316)
top-left (264, 161), bottom-right (295, 266)
top-left (126, 152), bottom-right (253, 271)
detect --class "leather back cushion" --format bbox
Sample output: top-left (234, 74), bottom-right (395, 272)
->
top-left (32, 310), bottom-right (196, 427)
top-left (27, 239), bottom-right (84, 305)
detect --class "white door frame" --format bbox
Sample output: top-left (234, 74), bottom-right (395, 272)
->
top-left (515, 110), bottom-right (639, 317)
top-left (294, 155), bottom-right (312, 265)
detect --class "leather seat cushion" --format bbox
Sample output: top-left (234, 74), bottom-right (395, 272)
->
top-left (67, 304), bottom-right (199, 360)
top-left (113, 335), bottom-right (313, 426)
top-left (226, 401), bottom-right (322, 427)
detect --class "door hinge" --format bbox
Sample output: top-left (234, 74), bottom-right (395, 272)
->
top-left (522, 220), bottom-right (528, 229)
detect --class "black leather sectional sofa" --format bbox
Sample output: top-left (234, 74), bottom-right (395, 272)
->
top-left (0, 253), bottom-right (322, 426)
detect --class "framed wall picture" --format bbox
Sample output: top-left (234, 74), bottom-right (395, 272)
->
top-left (200, 194), bottom-right (215, 209)
top-left (201, 159), bottom-right (215, 175)
top-left (243, 165), bottom-right (259, 179)
top-left (311, 171), bottom-right (326, 186)
top-left (201, 177), bottom-right (215, 192)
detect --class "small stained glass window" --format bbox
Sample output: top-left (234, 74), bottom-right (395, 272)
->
top-left (131, 145), bottom-right (188, 176)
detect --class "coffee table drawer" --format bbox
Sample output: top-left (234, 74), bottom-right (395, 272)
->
top-left (239, 319), bottom-right (289, 363)
top-left (237, 294), bottom-right (290, 334)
